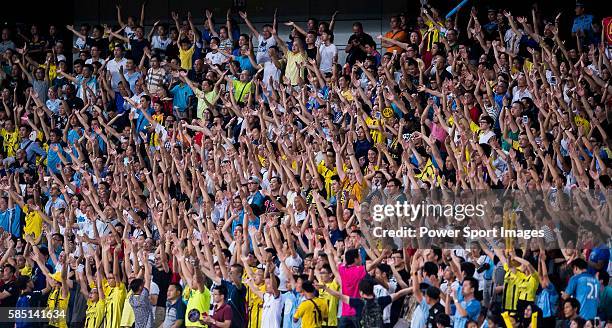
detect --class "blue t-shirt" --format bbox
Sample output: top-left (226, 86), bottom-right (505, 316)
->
top-left (235, 56), bottom-right (256, 75)
top-left (572, 14), bottom-right (594, 33)
top-left (451, 298), bottom-right (480, 328)
top-left (588, 246), bottom-right (610, 274)
top-left (0, 207), bottom-right (21, 237)
top-left (565, 272), bottom-right (600, 320)
top-left (536, 283), bottom-right (558, 318)
top-left (170, 83), bottom-right (194, 111)
top-left (47, 142), bottom-right (66, 174)
top-left (281, 291), bottom-right (302, 328)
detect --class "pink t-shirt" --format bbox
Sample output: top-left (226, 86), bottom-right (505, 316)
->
top-left (338, 264), bottom-right (366, 316)
top-left (430, 123), bottom-right (448, 143)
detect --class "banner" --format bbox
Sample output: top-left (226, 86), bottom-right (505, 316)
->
top-left (604, 17), bottom-right (612, 45)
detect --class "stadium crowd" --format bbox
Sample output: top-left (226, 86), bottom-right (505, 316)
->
top-left (0, 1), bottom-right (611, 328)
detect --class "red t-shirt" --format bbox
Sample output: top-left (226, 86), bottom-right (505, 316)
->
top-left (211, 302), bottom-right (233, 328)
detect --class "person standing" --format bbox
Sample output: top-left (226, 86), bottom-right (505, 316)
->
top-left (318, 29), bottom-right (337, 74)
top-left (200, 285), bottom-right (233, 328)
top-left (382, 16), bottom-right (408, 53)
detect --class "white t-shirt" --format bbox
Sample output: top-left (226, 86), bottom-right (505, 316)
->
top-left (205, 51), bottom-right (227, 66)
top-left (263, 61), bottom-right (281, 90)
top-left (511, 86), bottom-right (532, 102)
top-left (261, 293), bottom-right (283, 328)
top-left (151, 35), bottom-right (172, 51)
top-left (85, 58), bottom-right (105, 66)
top-left (106, 57), bottom-right (128, 91)
top-left (256, 35), bottom-right (276, 64)
top-left (318, 43), bottom-right (337, 73)
top-left (46, 98), bottom-right (62, 114)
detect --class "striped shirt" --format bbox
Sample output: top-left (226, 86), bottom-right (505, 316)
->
top-left (146, 67), bottom-right (167, 94)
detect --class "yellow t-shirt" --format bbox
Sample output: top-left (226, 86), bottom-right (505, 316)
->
top-left (286, 51), bottom-right (306, 86)
top-left (194, 88), bottom-right (218, 119)
top-left (1, 129), bottom-right (19, 157)
top-left (47, 287), bottom-right (69, 328)
top-left (185, 287), bottom-right (211, 327)
top-left (23, 205), bottom-right (43, 242)
top-left (341, 179), bottom-right (366, 209)
top-left (39, 63), bottom-right (57, 81)
top-left (318, 281), bottom-right (340, 327)
top-left (294, 297), bottom-right (328, 328)
top-left (364, 117), bottom-right (384, 144)
top-left (179, 45), bottom-right (196, 70)
top-left (104, 282), bottom-right (126, 328)
top-left (341, 89), bottom-right (354, 102)
top-left (574, 115), bottom-right (590, 135)
top-left (247, 283), bottom-right (266, 328)
top-left (119, 290), bottom-right (134, 327)
top-left (85, 299), bottom-right (106, 328)
top-left (232, 80), bottom-right (253, 103)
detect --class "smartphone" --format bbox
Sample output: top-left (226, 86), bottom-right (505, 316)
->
top-left (594, 317), bottom-right (600, 327)
top-left (374, 111), bottom-right (382, 119)
top-left (522, 115), bottom-right (528, 124)
top-left (403, 133), bottom-right (411, 140)
top-left (535, 137), bottom-right (542, 146)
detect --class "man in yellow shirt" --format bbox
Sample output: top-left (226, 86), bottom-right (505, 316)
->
top-left (294, 281), bottom-right (328, 328)
top-left (1, 120), bottom-right (20, 157)
top-left (85, 273), bottom-right (106, 328)
top-left (31, 254), bottom-right (69, 328)
top-left (317, 265), bottom-right (340, 327)
top-left (184, 268), bottom-right (211, 327)
top-left (271, 27), bottom-right (306, 86)
top-left (103, 273), bottom-right (127, 328)
top-left (8, 190), bottom-right (43, 243)
top-left (231, 71), bottom-right (254, 104)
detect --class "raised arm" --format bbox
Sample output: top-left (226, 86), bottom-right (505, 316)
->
top-left (238, 11), bottom-right (260, 39)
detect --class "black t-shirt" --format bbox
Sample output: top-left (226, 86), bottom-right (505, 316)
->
top-left (427, 302), bottom-right (445, 327)
top-left (346, 33), bottom-right (375, 65)
top-left (306, 47), bottom-right (317, 60)
top-left (86, 37), bottom-right (110, 57)
top-left (165, 43), bottom-right (179, 60)
top-left (152, 267), bottom-right (172, 307)
top-left (65, 96), bottom-right (84, 111)
top-left (0, 280), bottom-right (19, 307)
top-left (129, 38), bottom-right (150, 63)
top-left (187, 69), bottom-right (206, 85)
top-left (348, 296), bottom-right (392, 322)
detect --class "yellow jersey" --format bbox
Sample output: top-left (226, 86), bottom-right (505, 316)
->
top-left (119, 290), bottom-right (134, 327)
top-left (294, 297), bottom-right (328, 328)
top-left (103, 282), bottom-right (126, 328)
top-left (85, 299), bottom-right (106, 328)
top-left (1, 129), bottom-right (19, 157)
top-left (179, 45), bottom-right (196, 70)
top-left (23, 205), bottom-right (43, 242)
top-left (318, 281), bottom-right (340, 327)
top-left (246, 283), bottom-right (266, 328)
top-left (47, 287), bottom-right (69, 328)
top-left (317, 160), bottom-right (337, 201)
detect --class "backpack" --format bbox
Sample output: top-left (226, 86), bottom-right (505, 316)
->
top-left (360, 298), bottom-right (383, 328)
